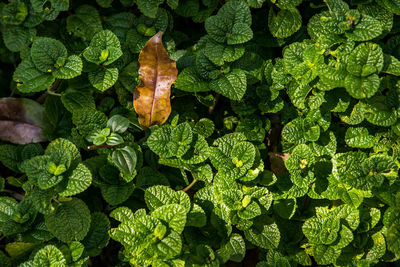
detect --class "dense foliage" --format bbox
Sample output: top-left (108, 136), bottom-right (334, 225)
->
top-left (0, 0), bottom-right (400, 266)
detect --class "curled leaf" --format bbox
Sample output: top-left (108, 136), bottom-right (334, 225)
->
top-left (133, 32), bottom-right (178, 129)
top-left (0, 98), bottom-right (49, 144)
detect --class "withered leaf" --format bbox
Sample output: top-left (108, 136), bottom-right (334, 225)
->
top-left (268, 152), bottom-right (290, 177)
top-left (133, 32), bottom-right (178, 129)
top-left (0, 97), bottom-right (49, 144)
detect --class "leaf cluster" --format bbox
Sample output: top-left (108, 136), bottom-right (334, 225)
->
top-left (0, 0), bottom-right (400, 266)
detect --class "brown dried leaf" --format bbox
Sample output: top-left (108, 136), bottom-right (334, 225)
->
top-left (133, 32), bottom-right (178, 129)
top-left (0, 97), bottom-right (48, 144)
top-left (268, 152), bottom-right (290, 177)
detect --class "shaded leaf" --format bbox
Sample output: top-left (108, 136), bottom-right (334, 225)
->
top-left (0, 98), bottom-right (48, 144)
top-left (45, 198), bottom-right (91, 243)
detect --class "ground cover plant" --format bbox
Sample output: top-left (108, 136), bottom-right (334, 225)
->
top-left (0, 0), bottom-right (400, 266)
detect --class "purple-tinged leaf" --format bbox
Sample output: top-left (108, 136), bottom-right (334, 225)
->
top-left (0, 97), bottom-right (49, 144)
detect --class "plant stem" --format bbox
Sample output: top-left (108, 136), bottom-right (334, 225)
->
top-left (87, 144), bottom-right (116, 150)
top-left (9, 85), bottom-right (17, 97)
top-left (4, 191), bottom-right (24, 201)
top-left (183, 178), bottom-right (197, 192)
top-left (47, 90), bottom-right (61, 96)
top-left (13, 192), bottom-right (24, 201)
top-left (36, 79), bottom-right (61, 103)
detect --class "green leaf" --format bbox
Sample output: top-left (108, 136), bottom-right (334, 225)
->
top-left (152, 204), bottom-right (187, 234)
top-left (219, 0), bottom-right (252, 26)
top-left (246, 0), bottom-right (266, 8)
top-left (268, 8), bottom-right (301, 38)
top-left (383, 54), bottom-right (400, 76)
top-left (145, 185), bottom-right (177, 211)
top-left (156, 230), bottom-right (183, 259)
top-left (339, 101), bottom-right (366, 125)
top-left (2, 26), bottom-right (36, 52)
top-left (346, 43), bottom-right (384, 77)
top-left (205, 0), bottom-right (251, 44)
top-left (136, 0), bottom-right (163, 18)
top-left (385, 218), bottom-right (400, 257)
top-left (88, 67), bottom-right (119, 92)
top-left (1, 1), bottom-right (28, 25)
top-left (29, 188), bottom-right (56, 215)
top-left (100, 181), bottom-right (135, 206)
top-left (285, 144), bottom-right (315, 187)
top-left (209, 139), bottom-right (256, 180)
top-left (345, 127), bottom-right (375, 148)
top-left (66, 5), bottom-right (103, 40)
top-left (365, 232), bottom-right (386, 261)
top-left (69, 241), bottom-right (84, 261)
top-left (364, 96), bottom-right (398, 126)
top-left (227, 23), bottom-right (253, 45)
top-left (332, 152), bottom-right (367, 188)
top-left (317, 65), bottom-right (347, 91)
top-left (136, 166), bottom-right (170, 189)
top-left (325, 0), bottom-right (349, 19)
top-left (376, 0), bottom-right (400, 15)
top-left (186, 203), bottom-right (207, 227)
top-left (0, 197), bottom-right (18, 235)
top-left (282, 117), bottom-right (320, 144)
top-left (31, 37), bottom-right (68, 73)
top-left (167, 0), bottom-right (179, 9)
top-left (175, 67), bottom-right (210, 92)
top-left (111, 146), bottom-right (137, 176)
top-left (30, 0), bottom-right (69, 14)
top-left (362, 155), bottom-right (398, 187)
top-left (205, 16), bottom-right (232, 43)
top-left (344, 74), bottom-right (380, 99)
top-left (109, 206), bottom-right (134, 223)
top-left (14, 59), bottom-right (55, 93)
top-left (96, 0), bottom-right (113, 8)
top-left (106, 133), bottom-right (124, 146)
top-left (332, 224), bottom-right (353, 249)
top-left (61, 90), bottom-right (96, 113)
top-left (231, 142), bottom-right (256, 170)
top-left (273, 198), bottom-right (296, 219)
top-left (32, 245), bottom-right (66, 267)
top-left (52, 55), bottom-right (83, 79)
top-left (205, 39), bottom-right (245, 66)
top-left (210, 69), bottom-right (247, 100)
top-left (83, 30), bottom-right (122, 66)
top-left (73, 108), bottom-right (108, 137)
top-left (345, 15), bottom-right (383, 41)
top-left (82, 212), bottom-right (110, 257)
top-left (147, 126), bottom-right (174, 158)
top-left (244, 219), bottom-right (280, 249)
top-left (194, 118), bottom-right (215, 138)
top-left (5, 242), bottom-right (37, 260)
top-left (145, 185), bottom-right (190, 212)
top-left (175, 0), bottom-right (200, 17)
top-left (59, 163), bottom-right (92, 197)
top-left (45, 198), bottom-right (91, 243)
top-left (312, 245), bottom-right (340, 265)
top-left (169, 122), bottom-right (193, 157)
top-left (238, 201), bottom-right (261, 219)
top-left (219, 233), bottom-right (246, 262)
top-left (283, 42), bottom-right (322, 81)
top-left (45, 138), bottom-right (81, 168)
top-left (107, 115), bottom-right (130, 133)
top-left (302, 216), bottom-right (323, 244)
top-left (0, 145), bottom-right (21, 173)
